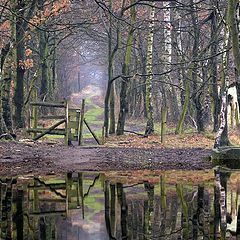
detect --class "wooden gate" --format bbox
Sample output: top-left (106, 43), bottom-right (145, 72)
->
top-left (27, 99), bottom-right (101, 145)
top-left (27, 100), bottom-right (81, 145)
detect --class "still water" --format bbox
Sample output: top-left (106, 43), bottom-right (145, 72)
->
top-left (0, 169), bottom-right (240, 239)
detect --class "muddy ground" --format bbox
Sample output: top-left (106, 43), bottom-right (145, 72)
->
top-left (0, 140), bottom-right (213, 176)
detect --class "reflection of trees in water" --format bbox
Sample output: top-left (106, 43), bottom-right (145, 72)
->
top-left (106, 172), bottom-right (240, 239)
top-left (1, 171), bottom-right (240, 239)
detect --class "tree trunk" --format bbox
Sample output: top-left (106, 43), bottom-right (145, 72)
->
top-left (116, 1), bottom-right (136, 135)
top-left (2, 76), bottom-right (13, 132)
top-left (202, 62), bottom-right (211, 127)
top-left (214, 85), bottom-right (230, 148)
top-left (136, 34), bottom-right (147, 118)
top-left (51, 34), bottom-right (57, 96)
top-left (0, 43), bottom-right (11, 134)
top-left (210, 4), bottom-right (220, 132)
top-left (109, 83), bottom-right (115, 134)
top-left (162, 1), bottom-right (173, 117)
top-left (13, 0), bottom-right (37, 128)
top-left (104, 0), bottom-right (123, 136)
top-left (14, 0), bottom-right (25, 128)
top-left (144, 3), bottom-right (155, 136)
top-left (175, 77), bottom-right (190, 134)
top-left (228, 0), bottom-right (240, 114)
top-left (214, 25), bottom-right (231, 148)
top-left (190, 0), bottom-right (204, 133)
top-left (39, 0), bottom-right (49, 101)
top-left (161, 107), bottom-right (167, 143)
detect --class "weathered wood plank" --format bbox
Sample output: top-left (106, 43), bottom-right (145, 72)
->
top-left (33, 119), bottom-right (66, 140)
top-left (29, 199), bottom-right (66, 202)
top-left (27, 128), bottom-right (65, 135)
top-left (29, 210), bottom-right (66, 216)
top-left (69, 108), bottom-right (81, 112)
top-left (65, 100), bottom-right (69, 145)
top-left (28, 183), bottom-right (66, 189)
top-left (38, 115), bottom-right (65, 120)
top-left (79, 99), bottom-right (85, 145)
top-left (32, 90), bottom-right (38, 138)
top-left (101, 126), bottom-right (105, 145)
top-left (30, 102), bottom-right (65, 108)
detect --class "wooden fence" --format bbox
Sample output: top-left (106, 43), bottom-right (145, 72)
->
top-left (27, 99), bottom-right (102, 145)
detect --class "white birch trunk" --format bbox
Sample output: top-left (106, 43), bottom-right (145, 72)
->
top-left (163, 1), bottom-right (172, 91)
top-left (162, 1), bottom-right (174, 125)
top-left (214, 27), bottom-right (230, 148)
top-left (145, 3), bottom-right (155, 135)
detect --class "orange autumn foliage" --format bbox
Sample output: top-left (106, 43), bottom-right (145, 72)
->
top-left (25, 48), bottom-right (32, 57)
top-left (29, 0), bottom-right (70, 28)
top-left (19, 59), bottom-right (34, 70)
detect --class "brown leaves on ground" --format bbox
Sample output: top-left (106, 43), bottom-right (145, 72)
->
top-left (105, 133), bottom-right (213, 149)
top-left (105, 129), bottom-right (240, 149)
top-left (106, 134), bottom-right (164, 149)
top-left (165, 133), bottom-right (213, 149)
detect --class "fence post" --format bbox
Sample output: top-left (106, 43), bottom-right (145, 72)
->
top-left (78, 99), bottom-right (85, 146)
top-left (101, 126), bottom-right (105, 145)
top-left (64, 100), bottom-right (69, 146)
top-left (32, 90), bottom-right (38, 138)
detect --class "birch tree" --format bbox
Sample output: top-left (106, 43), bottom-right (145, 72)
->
top-left (227, 0), bottom-right (240, 114)
top-left (144, 2), bottom-right (155, 136)
top-left (190, 0), bottom-right (204, 133)
top-left (162, 1), bottom-right (172, 109)
top-left (210, 0), bottom-right (220, 132)
top-left (214, 24), bottom-right (231, 148)
top-left (160, 0), bottom-right (176, 137)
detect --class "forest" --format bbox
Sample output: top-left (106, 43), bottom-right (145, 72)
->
top-left (0, 0), bottom-right (239, 145)
top-left (1, 1), bottom-right (240, 239)
top-left (0, 0), bottom-right (240, 149)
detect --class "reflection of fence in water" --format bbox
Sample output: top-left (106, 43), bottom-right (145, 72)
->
top-left (0, 171), bottom-right (240, 239)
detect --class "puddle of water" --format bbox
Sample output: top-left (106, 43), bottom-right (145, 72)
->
top-left (0, 169), bottom-right (240, 239)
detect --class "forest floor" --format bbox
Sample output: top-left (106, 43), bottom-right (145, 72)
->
top-left (1, 84), bottom-right (239, 176)
top-left (0, 129), bottom-right (239, 177)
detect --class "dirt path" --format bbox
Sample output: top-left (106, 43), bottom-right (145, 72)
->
top-left (0, 141), bottom-right (212, 176)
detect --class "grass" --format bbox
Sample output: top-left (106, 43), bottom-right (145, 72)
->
top-left (39, 96), bottom-right (104, 142)
top-left (85, 105), bottom-right (103, 124)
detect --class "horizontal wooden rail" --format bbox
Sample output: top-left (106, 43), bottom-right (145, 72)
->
top-left (27, 128), bottom-right (65, 135)
top-left (38, 115), bottom-right (66, 120)
top-left (30, 102), bottom-right (65, 108)
top-left (69, 108), bottom-right (81, 111)
top-left (28, 184), bottom-right (66, 189)
top-left (29, 199), bottom-right (66, 202)
top-left (29, 210), bottom-right (66, 216)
